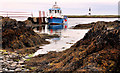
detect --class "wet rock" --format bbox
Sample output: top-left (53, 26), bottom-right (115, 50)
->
top-left (8, 66), bottom-right (16, 70)
top-left (8, 70), bottom-right (15, 72)
top-left (11, 62), bottom-right (17, 67)
top-left (0, 56), bottom-right (3, 60)
top-left (25, 56), bottom-right (30, 59)
top-left (15, 68), bottom-right (22, 71)
top-left (72, 24), bottom-right (93, 29)
top-left (0, 60), bottom-right (4, 63)
top-left (72, 20), bottom-right (119, 29)
top-left (3, 68), bottom-right (8, 71)
top-left (16, 64), bottom-right (22, 68)
top-left (18, 61), bottom-right (24, 64)
top-left (26, 22), bottom-right (119, 72)
top-left (2, 17), bottom-right (49, 52)
top-left (0, 50), bottom-right (29, 72)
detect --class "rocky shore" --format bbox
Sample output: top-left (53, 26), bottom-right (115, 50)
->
top-left (26, 22), bottom-right (120, 72)
top-left (0, 50), bottom-right (31, 72)
top-left (72, 20), bottom-right (119, 29)
top-left (2, 17), bottom-right (60, 54)
top-left (1, 17), bottom-right (120, 72)
top-left (1, 17), bottom-right (60, 72)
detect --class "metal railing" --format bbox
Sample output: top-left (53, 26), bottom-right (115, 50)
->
top-left (0, 11), bottom-right (33, 17)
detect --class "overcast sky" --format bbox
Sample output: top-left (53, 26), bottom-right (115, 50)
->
top-left (0, 0), bottom-right (119, 17)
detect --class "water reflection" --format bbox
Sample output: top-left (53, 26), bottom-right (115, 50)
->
top-left (47, 25), bottom-right (64, 44)
top-left (34, 18), bottom-right (117, 56)
top-left (52, 37), bottom-right (60, 44)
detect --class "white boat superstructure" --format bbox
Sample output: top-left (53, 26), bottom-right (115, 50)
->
top-left (48, 2), bottom-right (64, 18)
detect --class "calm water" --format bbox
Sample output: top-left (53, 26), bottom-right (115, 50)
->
top-left (34, 18), bottom-right (117, 56)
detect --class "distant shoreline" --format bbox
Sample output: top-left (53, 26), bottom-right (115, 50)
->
top-left (1, 15), bottom-right (119, 19)
top-left (65, 15), bottom-right (120, 18)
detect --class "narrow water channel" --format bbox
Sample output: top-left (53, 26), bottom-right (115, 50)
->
top-left (34, 18), bottom-right (117, 56)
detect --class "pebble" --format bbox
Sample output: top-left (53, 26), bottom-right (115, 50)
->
top-left (25, 56), bottom-right (30, 59)
top-left (6, 60), bottom-right (13, 64)
top-left (0, 60), bottom-right (4, 63)
top-left (19, 61), bottom-right (24, 64)
top-left (0, 56), bottom-right (3, 60)
top-left (8, 70), bottom-right (15, 72)
top-left (8, 66), bottom-right (16, 70)
top-left (4, 68), bottom-right (8, 71)
top-left (16, 64), bottom-right (22, 68)
top-left (5, 55), bottom-right (9, 58)
top-left (11, 62), bottom-right (17, 67)
top-left (0, 62), bottom-right (2, 65)
top-left (0, 50), bottom-right (30, 72)
top-left (15, 68), bottom-right (22, 71)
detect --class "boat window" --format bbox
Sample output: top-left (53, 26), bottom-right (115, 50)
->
top-left (55, 10), bottom-right (57, 13)
top-left (58, 10), bottom-right (59, 13)
top-left (60, 10), bottom-right (62, 13)
top-left (49, 10), bottom-right (52, 13)
top-left (52, 10), bottom-right (54, 13)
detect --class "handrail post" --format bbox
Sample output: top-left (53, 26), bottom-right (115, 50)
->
top-left (39, 11), bottom-right (42, 31)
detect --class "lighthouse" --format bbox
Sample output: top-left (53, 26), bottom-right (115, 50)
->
top-left (88, 7), bottom-right (91, 16)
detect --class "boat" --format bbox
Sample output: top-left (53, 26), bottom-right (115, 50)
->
top-left (47, 2), bottom-right (68, 30)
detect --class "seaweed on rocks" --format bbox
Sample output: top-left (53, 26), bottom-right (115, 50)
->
top-left (2, 17), bottom-right (49, 51)
top-left (26, 21), bottom-right (120, 72)
top-left (72, 21), bottom-right (119, 29)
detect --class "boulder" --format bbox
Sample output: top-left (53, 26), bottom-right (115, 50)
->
top-left (2, 17), bottom-right (48, 51)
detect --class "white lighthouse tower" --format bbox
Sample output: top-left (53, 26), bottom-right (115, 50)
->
top-left (88, 7), bottom-right (91, 16)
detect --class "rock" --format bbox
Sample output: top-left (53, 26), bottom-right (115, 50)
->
top-left (15, 68), bottom-right (22, 71)
top-left (2, 17), bottom-right (49, 53)
top-left (9, 55), bottom-right (13, 58)
top-left (0, 50), bottom-right (29, 72)
top-left (8, 66), bottom-right (16, 70)
top-left (25, 56), bottom-right (30, 59)
top-left (3, 61), bottom-right (10, 66)
top-left (8, 70), bottom-right (15, 72)
top-left (0, 62), bottom-right (2, 66)
top-left (2, 68), bottom-right (8, 71)
top-left (0, 67), bottom-right (2, 71)
top-left (0, 60), bottom-right (4, 63)
top-left (16, 64), bottom-right (22, 68)
top-left (5, 55), bottom-right (9, 58)
top-left (0, 56), bottom-right (3, 60)
top-left (22, 68), bottom-right (29, 71)
top-left (62, 47), bottom-right (65, 49)
top-left (4, 68), bottom-right (8, 71)
top-left (18, 61), bottom-right (24, 64)
top-left (11, 62), bottom-right (17, 67)
top-left (21, 65), bottom-right (25, 67)
top-left (6, 60), bottom-right (13, 64)
top-left (26, 22), bottom-right (119, 72)
top-left (72, 21), bottom-right (119, 29)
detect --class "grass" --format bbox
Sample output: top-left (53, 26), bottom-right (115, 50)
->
top-left (28, 54), bottom-right (34, 57)
top-left (30, 67), bottom-right (36, 70)
top-left (0, 49), bottom-right (7, 52)
top-left (25, 59), bottom-right (31, 61)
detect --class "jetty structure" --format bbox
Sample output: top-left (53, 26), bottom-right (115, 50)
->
top-left (47, 2), bottom-right (68, 30)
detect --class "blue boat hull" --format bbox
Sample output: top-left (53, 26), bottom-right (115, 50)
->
top-left (48, 25), bottom-right (63, 30)
top-left (48, 17), bottom-right (63, 23)
top-left (47, 17), bottom-right (64, 29)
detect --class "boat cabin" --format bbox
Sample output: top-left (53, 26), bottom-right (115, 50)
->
top-left (48, 2), bottom-right (62, 18)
